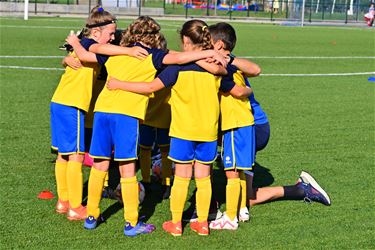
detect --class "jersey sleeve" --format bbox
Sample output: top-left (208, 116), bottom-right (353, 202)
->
top-left (80, 38), bottom-right (108, 65)
top-left (157, 65), bottom-right (179, 87)
top-left (150, 48), bottom-right (168, 71)
top-left (219, 65), bottom-right (236, 92)
top-left (95, 54), bottom-right (109, 66)
top-left (244, 77), bottom-right (251, 88)
top-left (80, 38), bottom-right (96, 50)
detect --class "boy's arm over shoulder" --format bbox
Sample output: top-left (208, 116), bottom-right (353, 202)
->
top-left (196, 60), bottom-right (227, 75)
top-left (232, 57), bottom-right (261, 77)
top-left (162, 50), bottom-right (227, 68)
top-left (221, 66), bottom-right (252, 99)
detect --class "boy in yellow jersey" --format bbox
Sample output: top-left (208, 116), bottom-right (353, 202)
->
top-left (206, 22), bottom-right (260, 230)
top-left (67, 16), bottom-right (228, 237)
top-left (106, 19), bottom-right (251, 236)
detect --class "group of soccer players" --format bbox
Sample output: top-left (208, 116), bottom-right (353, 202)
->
top-left (50, 6), bottom-right (331, 237)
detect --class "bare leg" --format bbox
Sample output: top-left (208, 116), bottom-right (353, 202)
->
top-left (249, 186), bottom-right (284, 206)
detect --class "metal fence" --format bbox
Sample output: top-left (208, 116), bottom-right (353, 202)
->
top-left (1, 0), bottom-right (372, 23)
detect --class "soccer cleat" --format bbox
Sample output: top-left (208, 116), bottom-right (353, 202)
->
top-left (84, 215), bottom-right (100, 230)
top-left (124, 221), bottom-right (156, 237)
top-left (162, 220), bottom-right (182, 237)
top-left (55, 199), bottom-right (69, 214)
top-left (190, 220), bottom-right (209, 236)
top-left (209, 213), bottom-right (238, 230)
top-left (298, 171), bottom-right (331, 206)
top-left (67, 205), bottom-right (87, 221)
top-left (238, 207), bottom-right (250, 222)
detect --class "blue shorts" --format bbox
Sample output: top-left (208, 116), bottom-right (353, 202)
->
top-left (139, 124), bottom-right (170, 149)
top-left (255, 122), bottom-right (270, 152)
top-left (221, 125), bottom-right (255, 170)
top-left (89, 112), bottom-right (139, 161)
top-left (50, 102), bottom-right (85, 154)
top-left (169, 137), bottom-right (217, 164)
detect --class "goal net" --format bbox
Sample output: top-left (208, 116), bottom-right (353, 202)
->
top-left (282, 0), bottom-right (306, 26)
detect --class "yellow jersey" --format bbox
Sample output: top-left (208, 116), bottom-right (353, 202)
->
top-left (220, 64), bottom-right (254, 131)
top-left (94, 45), bottom-right (167, 120)
top-left (51, 38), bottom-right (106, 112)
top-left (143, 87), bottom-right (171, 129)
top-left (158, 63), bottom-right (233, 142)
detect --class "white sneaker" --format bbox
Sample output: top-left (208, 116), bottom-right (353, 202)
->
top-left (209, 213), bottom-right (238, 230)
top-left (238, 207), bottom-right (250, 222)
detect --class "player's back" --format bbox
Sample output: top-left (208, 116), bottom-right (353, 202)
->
top-left (94, 48), bottom-right (163, 120)
top-left (168, 63), bottom-right (222, 142)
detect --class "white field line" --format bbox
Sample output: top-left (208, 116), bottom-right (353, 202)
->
top-left (261, 72), bottom-right (375, 76)
top-left (1, 55), bottom-right (374, 59)
top-left (1, 65), bottom-right (374, 76)
top-left (0, 56), bottom-right (64, 58)
top-left (0, 65), bottom-right (64, 71)
top-left (242, 56), bottom-right (375, 59)
top-left (0, 17), bottom-right (367, 30)
top-left (0, 25), bottom-right (179, 31)
top-left (0, 17), bottom-right (183, 27)
top-left (1, 25), bottom-right (80, 29)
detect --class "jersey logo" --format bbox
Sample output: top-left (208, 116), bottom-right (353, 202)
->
top-left (225, 156), bottom-right (232, 165)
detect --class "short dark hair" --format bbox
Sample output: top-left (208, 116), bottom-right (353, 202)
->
top-left (208, 22), bottom-right (237, 52)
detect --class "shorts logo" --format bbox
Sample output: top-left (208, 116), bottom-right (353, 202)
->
top-left (225, 156), bottom-right (232, 165)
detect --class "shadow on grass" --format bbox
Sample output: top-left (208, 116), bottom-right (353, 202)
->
top-left (184, 161), bottom-right (275, 210)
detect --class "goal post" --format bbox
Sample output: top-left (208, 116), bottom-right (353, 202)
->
top-left (24, 0), bottom-right (29, 20)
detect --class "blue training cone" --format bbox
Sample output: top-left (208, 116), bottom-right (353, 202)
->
top-left (368, 77), bottom-right (375, 82)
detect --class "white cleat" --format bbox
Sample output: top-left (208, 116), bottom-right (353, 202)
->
top-left (209, 213), bottom-right (239, 230)
top-left (238, 207), bottom-right (250, 222)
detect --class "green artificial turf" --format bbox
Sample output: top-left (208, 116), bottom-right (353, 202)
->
top-left (0, 16), bottom-right (374, 249)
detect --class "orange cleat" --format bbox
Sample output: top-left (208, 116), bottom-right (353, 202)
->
top-left (67, 205), bottom-right (87, 221)
top-left (162, 220), bottom-right (182, 237)
top-left (190, 221), bottom-right (209, 236)
top-left (55, 199), bottom-right (69, 214)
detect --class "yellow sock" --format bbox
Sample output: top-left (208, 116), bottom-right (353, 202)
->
top-left (226, 178), bottom-right (241, 220)
top-left (195, 176), bottom-right (212, 222)
top-left (139, 148), bottom-right (151, 183)
top-left (170, 176), bottom-right (190, 223)
top-left (55, 161), bottom-right (68, 201)
top-left (104, 172), bottom-right (109, 188)
top-left (87, 167), bottom-right (107, 219)
top-left (239, 172), bottom-right (247, 209)
top-left (161, 150), bottom-right (172, 186)
top-left (121, 176), bottom-right (139, 226)
top-left (67, 160), bottom-right (83, 208)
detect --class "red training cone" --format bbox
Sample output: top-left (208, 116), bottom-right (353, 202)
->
top-left (37, 190), bottom-right (55, 199)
